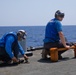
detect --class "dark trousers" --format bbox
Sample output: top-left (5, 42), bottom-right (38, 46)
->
top-left (44, 42), bottom-right (69, 56)
top-left (0, 47), bottom-right (19, 62)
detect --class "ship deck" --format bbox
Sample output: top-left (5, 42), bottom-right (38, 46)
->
top-left (0, 49), bottom-right (76, 75)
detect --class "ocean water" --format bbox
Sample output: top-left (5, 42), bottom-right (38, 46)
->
top-left (0, 26), bottom-right (76, 48)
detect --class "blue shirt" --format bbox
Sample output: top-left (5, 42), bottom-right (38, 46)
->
top-left (0, 32), bottom-right (25, 58)
top-left (43, 18), bottom-right (62, 43)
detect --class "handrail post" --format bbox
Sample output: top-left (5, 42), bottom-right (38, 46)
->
top-left (50, 48), bottom-right (58, 62)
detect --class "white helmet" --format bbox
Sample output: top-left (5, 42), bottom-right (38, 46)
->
top-left (17, 30), bottom-right (27, 39)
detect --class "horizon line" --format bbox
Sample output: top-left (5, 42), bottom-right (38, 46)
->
top-left (0, 25), bottom-right (76, 26)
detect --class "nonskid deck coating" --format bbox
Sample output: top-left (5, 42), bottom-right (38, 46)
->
top-left (0, 49), bottom-right (76, 75)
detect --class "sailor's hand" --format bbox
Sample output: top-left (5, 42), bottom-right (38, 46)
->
top-left (12, 57), bottom-right (19, 63)
top-left (65, 45), bottom-right (70, 49)
top-left (23, 54), bottom-right (29, 63)
top-left (24, 54), bottom-right (28, 60)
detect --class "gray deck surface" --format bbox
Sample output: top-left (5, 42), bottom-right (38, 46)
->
top-left (0, 49), bottom-right (76, 75)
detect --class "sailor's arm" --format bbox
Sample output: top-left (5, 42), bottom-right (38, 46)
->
top-left (58, 32), bottom-right (70, 49)
top-left (56, 21), bottom-right (70, 49)
top-left (18, 42), bottom-right (28, 59)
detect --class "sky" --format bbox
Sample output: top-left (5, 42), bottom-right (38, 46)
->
top-left (0, 0), bottom-right (76, 26)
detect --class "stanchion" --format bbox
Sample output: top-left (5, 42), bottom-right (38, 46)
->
top-left (50, 48), bottom-right (58, 62)
top-left (50, 46), bottom-right (76, 62)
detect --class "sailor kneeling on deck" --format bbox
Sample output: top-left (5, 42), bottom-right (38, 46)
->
top-left (42, 10), bottom-right (71, 59)
top-left (0, 30), bottom-right (28, 64)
